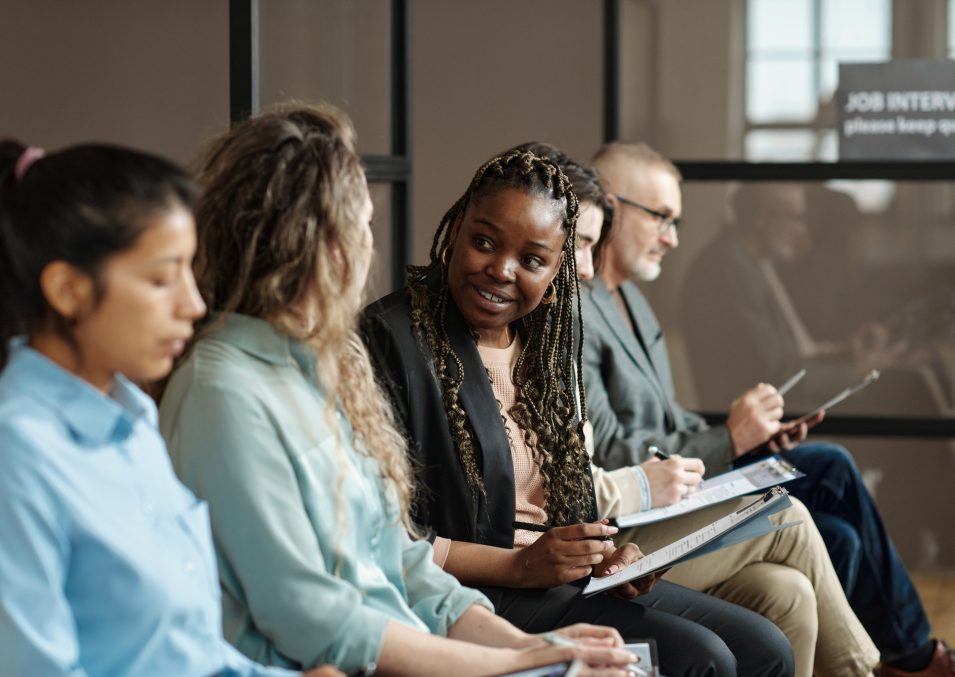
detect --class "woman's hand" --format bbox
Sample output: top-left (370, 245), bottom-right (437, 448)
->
top-left (506, 643), bottom-right (638, 677)
top-left (513, 522), bottom-right (617, 588)
top-left (542, 623), bottom-right (624, 648)
top-left (592, 542), bottom-right (657, 601)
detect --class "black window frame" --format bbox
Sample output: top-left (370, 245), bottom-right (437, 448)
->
top-left (229, 0), bottom-right (412, 293)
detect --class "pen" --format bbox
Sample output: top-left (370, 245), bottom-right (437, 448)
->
top-left (545, 634), bottom-right (649, 677)
top-left (512, 520), bottom-right (612, 542)
top-left (648, 445), bottom-right (669, 461)
top-left (542, 632), bottom-right (578, 648)
top-left (776, 369), bottom-right (807, 397)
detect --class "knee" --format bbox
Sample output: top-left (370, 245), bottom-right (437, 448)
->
top-left (733, 564), bottom-right (819, 643)
top-left (670, 614), bottom-right (794, 677)
top-left (745, 611), bottom-right (797, 677)
top-left (814, 512), bottom-right (863, 562)
top-left (764, 569), bottom-right (818, 632)
top-left (809, 442), bottom-right (859, 474)
top-left (813, 513), bottom-right (863, 591)
top-left (758, 629), bottom-right (797, 677)
top-left (676, 631), bottom-right (738, 677)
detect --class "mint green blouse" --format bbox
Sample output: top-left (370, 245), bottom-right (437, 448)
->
top-left (159, 314), bottom-right (490, 674)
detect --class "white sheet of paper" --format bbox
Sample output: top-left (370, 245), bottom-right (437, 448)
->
top-left (616, 456), bottom-right (803, 528)
top-left (584, 488), bottom-right (793, 596)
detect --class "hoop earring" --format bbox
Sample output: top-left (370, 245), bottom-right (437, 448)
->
top-left (540, 282), bottom-right (557, 305)
top-left (440, 245), bottom-right (452, 268)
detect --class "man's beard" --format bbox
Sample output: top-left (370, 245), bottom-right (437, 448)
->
top-left (632, 258), bottom-right (662, 282)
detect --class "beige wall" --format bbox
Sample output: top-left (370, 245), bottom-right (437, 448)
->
top-left (411, 0), bottom-right (603, 264)
top-left (1, 0), bottom-right (605, 297)
top-left (0, 0), bottom-right (230, 165)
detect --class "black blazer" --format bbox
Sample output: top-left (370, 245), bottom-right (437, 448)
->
top-left (360, 275), bottom-right (596, 550)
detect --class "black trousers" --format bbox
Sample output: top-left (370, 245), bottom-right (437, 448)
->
top-left (480, 580), bottom-right (794, 677)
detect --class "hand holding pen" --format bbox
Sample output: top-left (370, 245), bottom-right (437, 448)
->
top-left (641, 446), bottom-right (705, 507)
top-left (512, 520), bottom-right (618, 588)
top-left (735, 369), bottom-right (821, 456)
top-left (544, 633), bottom-right (650, 677)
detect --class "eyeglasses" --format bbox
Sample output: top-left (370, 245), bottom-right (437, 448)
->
top-left (615, 194), bottom-right (682, 235)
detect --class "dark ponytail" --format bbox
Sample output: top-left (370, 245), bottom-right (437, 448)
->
top-left (0, 139), bottom-right (198, 370)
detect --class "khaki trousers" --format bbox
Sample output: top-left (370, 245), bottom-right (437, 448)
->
top-left (617, 496), bottom-right (879, 677)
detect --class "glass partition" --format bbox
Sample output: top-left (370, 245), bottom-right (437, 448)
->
top-left (258, 0), bottom-right (392, 155)
top-left (643, 179), bottom-right (955, 420)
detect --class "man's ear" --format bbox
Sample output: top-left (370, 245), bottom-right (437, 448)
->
top-left (39, 261), bottom-right (95, 320)
top-left (605, 193), bottom-right (621, 213)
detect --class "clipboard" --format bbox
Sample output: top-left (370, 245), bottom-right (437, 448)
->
top-left (583, 487), bottom-right (799, 596)
top-left (615, 456), bottom-right (804, 528)
top-left (788, 369), bottom-right (880, 425)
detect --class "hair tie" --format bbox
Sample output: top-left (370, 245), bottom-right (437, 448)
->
top-left (14, 146), bottom-right (45, 182)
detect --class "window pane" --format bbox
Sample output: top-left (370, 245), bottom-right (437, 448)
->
top-left (747, 59), bottom-right (816, 123)
top-left (822, 0), bottom-right (891, 52)
top-left (258, 0), bottom-right (392, 154)
top-left (744, 129), bottom-right (818, 160)
top-left (653, 180), bottom-right (955, 570)
top-left (815, 129), bottom-right (839, 161)
top-left (659, 180), bottom-right (955, 419)
top-left (950, 0), bottom-right (955, 57)
top-left (748, 0), bottom-right (812, 53)
top-left (820, 50), bottom-right (888, 100)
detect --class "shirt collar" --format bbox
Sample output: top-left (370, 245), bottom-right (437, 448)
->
top-left (5, 339), bottom-right (157, 447)
top-left (207, 313), bottom-right (318, 378)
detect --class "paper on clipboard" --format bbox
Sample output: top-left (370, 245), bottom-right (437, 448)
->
top-left (615, 456), bottom-right (804, 528)
top-left (584, 487), bottom-right (798, 596)
top-left (788, 369), bottom-right (880, 425)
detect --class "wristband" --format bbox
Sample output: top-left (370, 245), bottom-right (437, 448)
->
top-left (633, 465), bottom-right (652, 512)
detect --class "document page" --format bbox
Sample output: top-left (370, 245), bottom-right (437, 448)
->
top-left (585, 487), bottom-right (795, 596)
top-left (616, 456), bottom-right (804, 528)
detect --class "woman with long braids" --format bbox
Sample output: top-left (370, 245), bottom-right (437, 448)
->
top-left (158, 104), bottom-right (637, 677)
top-left (361, 149), bottom-right (795, 677)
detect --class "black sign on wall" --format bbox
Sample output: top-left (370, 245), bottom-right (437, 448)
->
top-left (838, 60), bottom-right (955, 160)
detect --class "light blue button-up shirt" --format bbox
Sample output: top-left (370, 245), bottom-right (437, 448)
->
top-left (159, 313), bottom-right (491, 675)
top-left (0, 340), bottom-right (297, 677)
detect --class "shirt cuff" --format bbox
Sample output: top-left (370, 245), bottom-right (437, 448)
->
top-left (431, 536), bottom-right (451, 568)
top-left (602, 466), bottom-right (643, 515)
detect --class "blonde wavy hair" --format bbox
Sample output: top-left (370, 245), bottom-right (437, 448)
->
top-left (192, 102), bottom-right (417, 533)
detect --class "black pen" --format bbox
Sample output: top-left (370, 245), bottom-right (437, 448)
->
top-left (648, 445), bottom-right (669, 461)
top-left (512, 520), bottom-right (613, 542)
